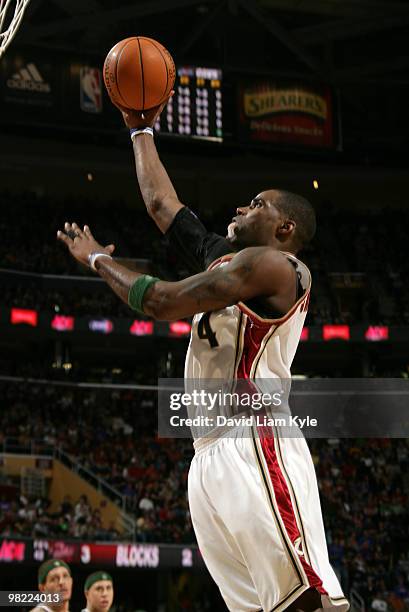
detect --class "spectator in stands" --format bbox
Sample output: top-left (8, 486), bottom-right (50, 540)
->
top-left (371, 592), bottom-right (388, 611)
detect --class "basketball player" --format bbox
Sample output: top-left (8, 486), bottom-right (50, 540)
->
top-left (81, 571), bottom-right (114, 612)
top-left (30, 559), bottom-right (73, 612)
top-left (57, 99), bottom-right (349, 612)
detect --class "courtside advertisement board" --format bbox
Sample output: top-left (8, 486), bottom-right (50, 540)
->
top-left (238, 79), bottom-right (335, 149)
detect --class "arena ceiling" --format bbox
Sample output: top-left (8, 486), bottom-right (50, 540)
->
top-left (10, 0), bottom-right (409, 154)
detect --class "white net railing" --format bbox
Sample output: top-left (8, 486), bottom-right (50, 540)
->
top-left (0, 0), bottom-right (30, 60)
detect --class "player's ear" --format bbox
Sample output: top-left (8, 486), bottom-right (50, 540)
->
top-left (38, 584), bottom-right (45, 593)
top-left (277, 220), bottom-right (295, 235)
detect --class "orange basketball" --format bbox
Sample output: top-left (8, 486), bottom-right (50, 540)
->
top-left (103, 37), bottom-right (176, 111)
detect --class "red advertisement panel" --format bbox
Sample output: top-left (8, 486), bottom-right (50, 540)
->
top-left (10, 308), bottom-right (38, 327)
top-left (0, 539), bottom-right (26, 562)
top-left (51, 315), bottom-right (75, 331)
top-left (365, 326), bottom-right (389, 341)
top-left (238, 80), bottom-right (334, 148)
top-left (130, 320), bottom-right (154, 336)
top-left (169, 321), bottom-right (191, 337)
top-left (323, 325), bottom-right (350, 341)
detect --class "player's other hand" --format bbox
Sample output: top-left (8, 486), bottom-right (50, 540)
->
top-left (116, 90), bottom-right (174, 129)
top-left (57, 222), bottom-right (115, 268)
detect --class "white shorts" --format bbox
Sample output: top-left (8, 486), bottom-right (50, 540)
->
top-left (188, 426), bottom-right (350, 612)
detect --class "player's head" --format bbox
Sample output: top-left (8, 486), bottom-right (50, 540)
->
top-left (84, 571), bottom-right (114, 612)
top-left (226, 189), bottom-right (316, 253)
top-left (38, 559), bottom-right (72, 605)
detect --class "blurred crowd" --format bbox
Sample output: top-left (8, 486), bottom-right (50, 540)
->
top-left (2, 284), bottom-right (134, 319)
top-left (0, 191), bottom-right (161, 275)
top-left (0, 381), bottom-right (194, 544)
top-left (310, 437), bottom-right (409, 611)
top-left (0, 380), bottom-right (409, 609)
top-left (0, 492), bottom-right (119, 541)
top-left (2, 191), bottom-right (409, 324)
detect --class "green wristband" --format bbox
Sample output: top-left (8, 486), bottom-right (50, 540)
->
top-left (128, 275), bottom-right (160, 313)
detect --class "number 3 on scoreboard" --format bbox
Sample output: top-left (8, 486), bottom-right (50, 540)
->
top-left (197, 312), bottom-right (219, 348)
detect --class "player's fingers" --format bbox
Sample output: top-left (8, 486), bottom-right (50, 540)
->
top-left (143, 100), bottom-right (166, 125)
top-left (71, 222), bottom-right (83, 238)
top-left (83, 225), bottom-right (93, 238)
top-left (64, 222), bottom-right (77, 240)
top-left (57, 230), bottom-right (72, 246)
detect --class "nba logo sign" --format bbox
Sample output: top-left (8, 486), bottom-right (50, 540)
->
top-left (80, 67), bottom-right (102, 113)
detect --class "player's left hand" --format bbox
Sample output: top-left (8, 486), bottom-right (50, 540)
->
top-left (57, 222), bottom-right (115, 268)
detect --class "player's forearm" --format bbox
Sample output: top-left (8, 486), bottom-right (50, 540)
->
top-left (93, 255), bottom-right (225, 321)
top-left (94, 248), bottom-right (278, 322)
top-left (94, 258), bottom-right (142, 305)
top-left (132, 134), bottom-right (179, 215)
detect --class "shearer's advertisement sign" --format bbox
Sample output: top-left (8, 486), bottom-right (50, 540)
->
top-left (238, 80), bottom-right (335, 148)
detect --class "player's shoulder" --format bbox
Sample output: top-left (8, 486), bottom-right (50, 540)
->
top-left (239, 245), bottom-right (291, 261)
top-left (234, 246), bottom-right (295, 273)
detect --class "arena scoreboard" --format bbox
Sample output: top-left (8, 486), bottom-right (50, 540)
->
top-left (0, 538), bottom-right (204, 569)
top-left (154, 66), bottom-right (223, 141)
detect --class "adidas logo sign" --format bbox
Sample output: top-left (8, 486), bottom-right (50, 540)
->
top-left (7, 62), bottom-right (51, 93)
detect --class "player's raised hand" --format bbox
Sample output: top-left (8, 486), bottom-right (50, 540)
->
top-left (57, 222), bottom-right (115, 268)
top-left (115, 90), bottom-right (174, 129)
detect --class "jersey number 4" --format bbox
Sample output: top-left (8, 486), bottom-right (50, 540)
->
top-left (197, 312), bottom-right (219, 348)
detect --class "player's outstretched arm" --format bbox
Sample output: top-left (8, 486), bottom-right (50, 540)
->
top-left (57, 224), bottom-right (294, 321)
top-left (141, 247), bottom-right (295, 320)
top-left (118, 97), bottom-right (184, 233)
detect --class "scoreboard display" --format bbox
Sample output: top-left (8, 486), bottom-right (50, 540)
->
top-left (0, 538), bottom-right (205, 569)
top-left (154, 66), bottom-right (223, 141)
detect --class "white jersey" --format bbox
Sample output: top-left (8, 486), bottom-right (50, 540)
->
top-left (185, 251), bottom-right (311, 382)
top-left (185, 250), bottom-right (348, 611)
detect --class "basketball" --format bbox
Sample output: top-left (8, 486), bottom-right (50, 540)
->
top-left (103, 36), bottom-right (176, 111)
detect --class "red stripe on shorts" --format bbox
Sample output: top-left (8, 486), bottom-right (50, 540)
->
top-left (258, 428), bottom-right (327, 594)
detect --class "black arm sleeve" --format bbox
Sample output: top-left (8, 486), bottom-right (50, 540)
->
top-left (165, 206), bottom-right (232, 273)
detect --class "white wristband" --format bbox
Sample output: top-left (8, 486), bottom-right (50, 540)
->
top-left (130, 127), bottom-right (154, 142)
top-left (88, 252), bottom-right (113, 271)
